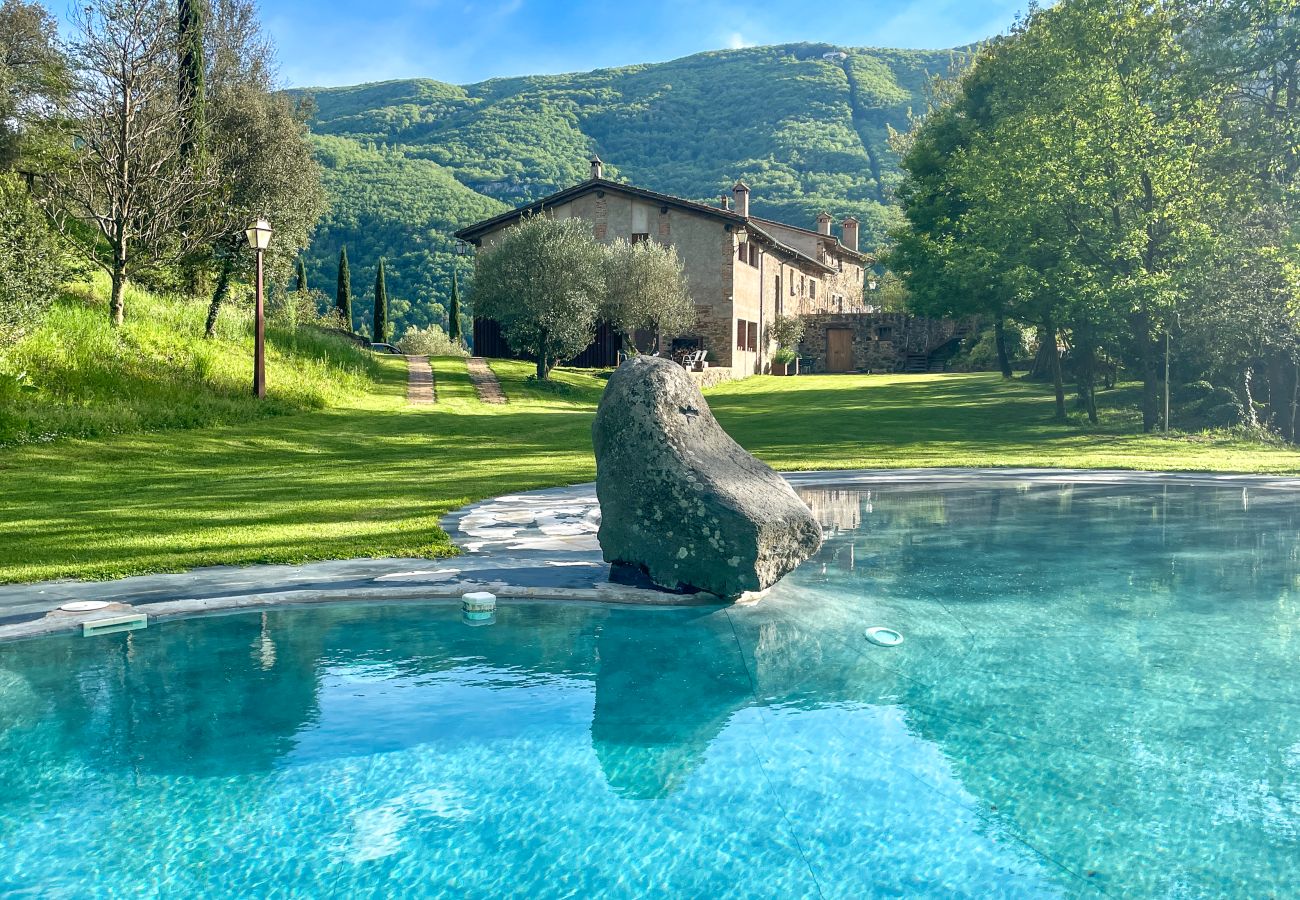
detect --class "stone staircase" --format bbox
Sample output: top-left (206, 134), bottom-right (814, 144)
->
top-left (901, 320), bottom-right (975, 374)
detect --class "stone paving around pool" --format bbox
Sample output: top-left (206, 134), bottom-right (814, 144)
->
top-left (4, 467), bottom-right (1300, 642)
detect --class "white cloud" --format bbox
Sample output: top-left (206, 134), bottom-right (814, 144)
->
top-left (726, 32), bottom-right (751, 49)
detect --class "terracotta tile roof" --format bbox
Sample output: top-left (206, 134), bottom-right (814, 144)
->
top-left (454, 178), bottom-right (852, 274)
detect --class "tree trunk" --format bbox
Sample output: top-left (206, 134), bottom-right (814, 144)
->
top-left (205, 254), bottom-right (234, 339)
top-left (1073, 329), bottom-right (1099, 424)
top-left (1289, 359), bottom-right (1298, 443)
top-left (1131, 311), bottom-right (1159, 432)
top-left (994, 317), bottom-right (1013, 378)
top-left (1047, 318), bottom-right (1066, 421)
top-left (535, 352), bottom-right (549, 381)
top-left (1028, 327), bottom-right (1054, 381)
top-left (1242, 367), bottom-right (1259, 429)
top-left (110, 267), bottom-right (126, 326)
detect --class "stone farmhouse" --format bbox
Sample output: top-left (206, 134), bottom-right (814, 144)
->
top-left (457, 157), bottom-right (959, 378)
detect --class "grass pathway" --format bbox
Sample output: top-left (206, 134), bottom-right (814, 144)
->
top-left (466, 356), bottom-right (507, 404)
top-left (405, 355), bottom-right (435, 405)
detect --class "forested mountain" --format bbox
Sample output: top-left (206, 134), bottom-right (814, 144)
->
top-left (298, 42), bottom-right (960, 336)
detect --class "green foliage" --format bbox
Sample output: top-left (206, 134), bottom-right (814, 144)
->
top-left (372, 257), bottom-right (387, 341)
top-left (767, 314), bottom-right (805, 350)
top-left (887, 0), bottom-right (1298, 431)
top-left (178, 0), bottom-right (206, 160)
top-left (0, 172), bottom-right (65, 348)
top-left (601, 239), bottom-right (693, 350)
top-left (773, 347), bottom-right (798, 365)
top-left (395, 323), bottom-right (467, 357)
top-left (0, 272), bottom-right (381, 445)
top-left (473, 215), bottom-right (606, 378)
top-left (0, 0), bottom-right (69, 171)
top-left (447, 269), bottom-right (462, 341)
top-left (336, 245), bottom-right (351, 327)
top-left (297, 43), bottom-right (956, 335)
top-left (206, 85), bottom-right (328, 292)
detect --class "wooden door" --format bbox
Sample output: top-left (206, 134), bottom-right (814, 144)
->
top-left (827, 328), bottom-right (854, 372)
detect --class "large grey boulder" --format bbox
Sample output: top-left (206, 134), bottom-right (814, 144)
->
top-left (592, 356), bottom-right (822, 600)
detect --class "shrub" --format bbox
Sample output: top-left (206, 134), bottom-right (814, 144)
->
top-left (774, 347), bottom-right (798, 365)
top-left (768, 315), bottom-right (805, 350)
top-left (396, 324), bottom-right (468, 357)
top-left (0, 174), bottom-right (66, 350)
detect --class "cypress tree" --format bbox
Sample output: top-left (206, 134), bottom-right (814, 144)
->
top-left (336, 246), bottom-right (352, 329)
top-left (373, 258), bottom-right (388, 343)
top-left (178, 0), bottom-right (206, 161)
top-left (295, 258), bottom-right (307, 292)
top-left (448, 268), bottom-right (462, 342)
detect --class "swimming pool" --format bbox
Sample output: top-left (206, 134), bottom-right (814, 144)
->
top-left (2, 479), bottom-right (1297, 896)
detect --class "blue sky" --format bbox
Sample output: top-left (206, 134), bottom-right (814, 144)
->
top-left (256, 0), bottom-right (1031, 88)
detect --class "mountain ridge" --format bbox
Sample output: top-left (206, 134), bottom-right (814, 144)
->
top-left (298, 41), bottom-right (965, 337)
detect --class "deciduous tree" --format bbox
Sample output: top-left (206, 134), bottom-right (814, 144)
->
top-left (59, 0), bottom-right (213, 325)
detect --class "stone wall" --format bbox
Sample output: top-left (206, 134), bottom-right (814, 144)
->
top-left (797, 313), bottom-right (959, 373)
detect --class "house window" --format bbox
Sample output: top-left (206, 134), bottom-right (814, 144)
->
top-left (800, 276), bottom-right (806, 297)
top-left (876, 326), bottom-right (892, 341)
top-left (631, 233), bottom-right (650, 244)
top-left (775, 276), bottom-right (783, 316)
top-left (737, 319), bottom-right (759, 351)
top-left (749, 244), bottom-right (759, 266)
top-left (810, 281), bottom-right (817, 300)
top-left (789, 277), bottom-right (795, 296)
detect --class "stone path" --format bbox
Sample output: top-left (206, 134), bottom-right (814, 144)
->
top-left (406, 355), bottom-right (435, 405)
top-left (467, 356), bottom-right (507, 404)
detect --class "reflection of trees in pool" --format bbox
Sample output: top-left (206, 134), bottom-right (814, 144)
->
top-left (794, 483), bottom-right (1300, 894)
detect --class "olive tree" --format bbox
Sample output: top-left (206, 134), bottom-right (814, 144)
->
top-left (473, 215), bottom-right (605, 379)
top-left (602, 239), bottom-right (694, 353)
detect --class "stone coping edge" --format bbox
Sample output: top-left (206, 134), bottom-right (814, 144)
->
top-left (0, 581), bottom-right (724, 644)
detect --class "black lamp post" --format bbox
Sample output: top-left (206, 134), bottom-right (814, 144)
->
top-left (244, 218), bottom-right (273, 398)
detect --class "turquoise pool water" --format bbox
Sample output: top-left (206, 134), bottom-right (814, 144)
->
top-left (3, 480), bottom-right (1299, 897)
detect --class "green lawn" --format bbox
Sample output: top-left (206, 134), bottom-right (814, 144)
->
top-left (2, 364), bottom-right (1299, 584)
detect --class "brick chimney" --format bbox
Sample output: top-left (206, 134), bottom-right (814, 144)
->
top-left (590, 154), bottom-right (603, 180)
top-left (816, 212), bottom-right (832, 235)
top-left (732, 180), bottom-right (750, 218)
top-left (841, 216), bottom-right (859, 252)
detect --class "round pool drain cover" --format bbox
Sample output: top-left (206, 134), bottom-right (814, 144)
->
top-left (59, 601), bottom-right (111, 613)
top-left (865, 626), bottom-right (903, 647)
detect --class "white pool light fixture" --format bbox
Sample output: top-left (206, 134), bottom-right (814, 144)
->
top-left (865, 626), bottom-right (904, 647)
top-left (59, 600), bottom-right (111, 613)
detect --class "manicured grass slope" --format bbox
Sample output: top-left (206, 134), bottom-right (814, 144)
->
top-left (2, 367), bottom-right (1298, 584)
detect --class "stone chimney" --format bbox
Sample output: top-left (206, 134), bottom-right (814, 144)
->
top-left (719, 194), bottom-right (731, 210)
top-left (590, 154), bottom-right (603, 180)
top-left (841, 216), bottom-right (859, 252)
top-left (732, 181), bottom-right (750, 218)
top-left (816, 212), bottom-right (832, 235)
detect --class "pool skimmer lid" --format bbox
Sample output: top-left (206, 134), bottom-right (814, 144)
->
top-left (462, 591), bottom-right (497, 626)
top-left (865, 626), bottom-right (904, 647)
top-left (59, 601), bottom-right (111, 613)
